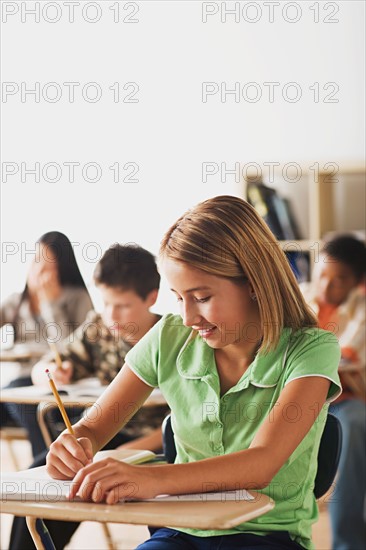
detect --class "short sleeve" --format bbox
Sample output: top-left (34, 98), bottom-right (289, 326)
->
top-left (125, 316), bottom-right (163, 387)
top-left (285, 328), bottom-right (342, 403)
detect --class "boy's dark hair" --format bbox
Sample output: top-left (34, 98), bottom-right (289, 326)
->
top-left (323, 235), bottom-right (366, 280)
top-left (93, 244), bottom-right (160, 299)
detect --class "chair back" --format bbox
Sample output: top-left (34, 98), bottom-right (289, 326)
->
top-left (162, 412), bottom-right (342, 499)
top-left (314, 412), bottom-right (342, 499)
top-left (162, 414), bottom-right (176, 464)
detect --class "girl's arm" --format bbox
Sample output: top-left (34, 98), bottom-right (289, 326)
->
top-left (161, 376), bottom-right (330, 494)
top-left (67, 372), bottom-right (331, 503)
top-left (46, 366), bottom-right (154, 479)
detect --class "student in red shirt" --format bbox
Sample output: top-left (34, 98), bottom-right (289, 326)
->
top-left (301, 235), bottom-right (366, 550)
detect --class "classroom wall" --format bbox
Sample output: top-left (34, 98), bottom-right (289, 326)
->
top-left (1, 1), bottom-right (365, 315)
top-left (333, 174), bottom-right (366, 233)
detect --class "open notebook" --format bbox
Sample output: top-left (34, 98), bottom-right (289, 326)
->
top-left (1, 449), bottom-right (254, 503)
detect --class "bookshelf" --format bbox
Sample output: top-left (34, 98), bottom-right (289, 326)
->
top-left (241, 164), bottom-right (366, 279)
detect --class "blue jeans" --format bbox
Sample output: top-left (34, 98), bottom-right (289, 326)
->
top-left (136, 528), bottom-right (305, 549)
top-left (328, 399), bottom-right (366, 550)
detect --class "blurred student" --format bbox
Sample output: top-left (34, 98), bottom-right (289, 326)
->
top-left (9, 243), bottom-right (169, 550)
top-left (7, 243), bottom-right (167, 459)
top-left (31, 242), bottom-right (168, 452)
top-left (1, 230), bottom-right (92, 379)
top-left (1, 231), bottom-right (92, 441)
top-left (301, 235), bottom-right (366, 550)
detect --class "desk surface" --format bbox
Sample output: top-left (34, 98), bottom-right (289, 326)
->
top-left (0, 383), bottom-right (166, 408)
top-left (0, 492), bottom-right (274, 530)
top-left (339, 361), bottom-right (365, 373)
top-left (0, 351), bottom-right (32, 362)
top-left (0, 344), bottom-right (46, 363)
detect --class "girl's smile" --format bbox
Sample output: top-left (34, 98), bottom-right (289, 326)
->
top-left (162, 258), bottom-right (262, 355)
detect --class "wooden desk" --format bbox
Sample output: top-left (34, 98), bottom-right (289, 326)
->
top-left (339, 360), bottom-right (365, 373)
top-left (0, 344), bottom-right (47, 387)
top-left (339, 361), bottom-right (366, 400)
top-left (0, 383), bottom-right (166, 407)
top-left (0, 344), bottom-right (46, 363)
top-left (0, 383), bottom-right (167, 448)
top-left (0, 351), bottom-right (32, 363)
top-left (1, 493), bottom-right (273, 529)
top-left (1, 491), bottom-right (274, 549)
top-left (0, 386), bottom-right (97, 406)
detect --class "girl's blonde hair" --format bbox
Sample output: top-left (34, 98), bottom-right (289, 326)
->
top-left (160, 195), bottom-right (317, 353)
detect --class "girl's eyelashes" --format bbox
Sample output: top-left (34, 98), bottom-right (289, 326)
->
top-left (194, 297), bottom-right (210, 303)
top-left (177, 296), bottom-right (210, 304)
top-left (175, 296), bottom-right (211, 303)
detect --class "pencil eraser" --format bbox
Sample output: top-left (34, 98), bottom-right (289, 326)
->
top-left (45, 369), bottom-right (49, 373)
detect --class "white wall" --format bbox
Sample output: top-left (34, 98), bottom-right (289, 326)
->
top-left (1, 0), bottom-right (365, 312)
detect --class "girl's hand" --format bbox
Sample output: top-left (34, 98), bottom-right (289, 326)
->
top-left (31, 360), bottom-right (73, 386)
top-left (46, 433), bottom-right (93, 480)
top-left (52, 360), bottom-right (73, 385)
top-left (68, 459), bottom-right (159, 504)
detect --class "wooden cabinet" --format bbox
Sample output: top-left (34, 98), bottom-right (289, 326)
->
top-left (240, 164), bottom-right (365, 278)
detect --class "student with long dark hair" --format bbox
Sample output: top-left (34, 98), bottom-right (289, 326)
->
top-left (1, 231), bottom-right (93, 455)
top-left (1, 231), bottom-right (93, 365)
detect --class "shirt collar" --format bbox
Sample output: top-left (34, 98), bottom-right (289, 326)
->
top-left (176, 327), bottom-right (292, 389)
top-left (176, 331), bottom-right (212, 378)
top-left (247, 329), bottom-right (291, 388)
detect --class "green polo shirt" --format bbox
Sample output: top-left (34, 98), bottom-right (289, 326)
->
top-left (126, 314), bottom-right (341, 549)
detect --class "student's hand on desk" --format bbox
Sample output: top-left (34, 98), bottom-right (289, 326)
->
top-left (46, 433), bottom-right (93, 480)
top-left (52, 360), bottom-right (73, 385)
top-left (31, 359), bottom-right (73, 385)
top-left (68, 459), bottom-right (159, 504)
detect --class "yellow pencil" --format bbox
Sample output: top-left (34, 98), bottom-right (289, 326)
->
top-left (45, 369), bottom-right (74, 435)
top-left (48, 341), bottom-right (64, 371)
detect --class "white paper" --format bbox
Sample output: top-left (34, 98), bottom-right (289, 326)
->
top-left (143, 489), bottom-right (254, 502)
top-left (1, 465), bottom-right (253, 503)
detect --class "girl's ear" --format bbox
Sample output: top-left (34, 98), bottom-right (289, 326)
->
top-left (145, 289), bottom-right (159, 307)
top-left (248, 283), bottom-right (257, 302)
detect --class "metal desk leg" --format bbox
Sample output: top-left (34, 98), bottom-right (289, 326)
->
top-left (36, 402), bottom-right (54, 449)
top-left (101, 523), bottom-right (117, 550)
top-left (26, 517), bottom-right (43, 550)
top-left (25, 517), bottom-right (56, 550)
top-left (26, 516), bottom-right (115, 550)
